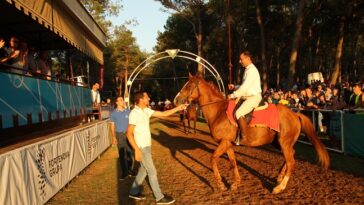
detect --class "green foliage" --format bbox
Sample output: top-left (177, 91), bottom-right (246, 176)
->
top-left (80, 0), bottom-right (121, 35)
top-left (155, 0), bottom-right (364, 89)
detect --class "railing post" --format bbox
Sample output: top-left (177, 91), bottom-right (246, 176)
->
top-left (27, 113), bottom-right (32, 125)
top-left (13, 114), bottom-right (19, 127)
top-left (340, 110), bottom-right (345, 153)
top-left (38, 112), bottom-right (43, 123)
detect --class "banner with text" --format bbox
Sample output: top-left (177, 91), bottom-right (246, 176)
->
top-left (0, 120), bottom-right (110, 205)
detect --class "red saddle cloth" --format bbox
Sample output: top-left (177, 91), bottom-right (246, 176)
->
top-left (250, 103), bottom-right (280, 132)
top-left (226, 100), bottom-right (280, 132)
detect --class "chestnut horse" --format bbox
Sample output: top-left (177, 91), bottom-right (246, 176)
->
top-left (174, 73), bottom-right (330, 194)
top-left (180, 103), bottom-right (198, 134)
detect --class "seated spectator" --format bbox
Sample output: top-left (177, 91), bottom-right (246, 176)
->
top-left (37, 50), bottom-right (52, 80)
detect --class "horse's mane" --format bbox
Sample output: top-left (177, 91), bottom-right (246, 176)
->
top-left (197, 76), bottom-right (225, 99)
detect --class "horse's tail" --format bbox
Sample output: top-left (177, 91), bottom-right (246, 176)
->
top-left (297, 112), bottom-right (330, 169)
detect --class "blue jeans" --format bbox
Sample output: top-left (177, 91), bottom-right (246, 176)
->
top-left (116, 132), bottom-right (134, 177)
top-left (129, 146), bottom-right (164, 201)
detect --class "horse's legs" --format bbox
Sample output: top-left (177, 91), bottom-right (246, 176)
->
top-left (181, 115), bottom-right (187, 134)
top-left (277, 163), bottom-right (287, 183)
top-left (226, 147), bottom-right (240, 190)
top-left (211, 140), bottom-right (230, 191)
top-left (272, 144), bottom-right (295, 194)
top-left (187, 119), bottom-right (191, 133)
top-left (193, 118), bottom-right (196, 134)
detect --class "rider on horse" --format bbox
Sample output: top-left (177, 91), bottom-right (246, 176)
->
top-left (228, 51), bottom-right (262, 144)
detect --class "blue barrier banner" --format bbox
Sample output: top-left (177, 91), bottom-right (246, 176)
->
top-left (0, 72), bottom-right (92, 128)
top-left (343, 113), bottom-right (364, 158)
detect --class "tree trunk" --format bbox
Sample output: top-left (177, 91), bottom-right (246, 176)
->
top-left (197, 12), bottom-right (204, 74)
top-left (276, 47), bottom-right (281, 88)
top-left (255, 0), bottom-right (268, 92)
top-left (287, 0), bottom-right (305, 88)
top-left (329, 16), bottom-right (345, 86)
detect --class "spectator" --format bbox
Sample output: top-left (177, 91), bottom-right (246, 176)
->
top-left (305, 87), bottom-right (319, 109)
top-left (342, 82), bottom-right (351, 104)
top-left (272, 91), bottom-right (281, 104)
top-left (289, 91), bottom-right (300, 108)
top-left (110, 96), bottom-right (134, 180)
top-left (25, 46), bottom-right (37, 75)
top-left (37, 50), bottom-right (51, 80)
top-left (348, 83), bottom-right (363, 109)
top-left (91, 83), bottom-right (101, 106)
top-left (126, 91), bottom-right (187, 204)
top-left (0, 36), bottom-right (24, 74)
top-left (0, 37), bottom-right (8, 58)
top-left (164, 98), bottom-right (172, 110)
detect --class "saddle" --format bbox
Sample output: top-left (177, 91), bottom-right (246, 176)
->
top-left (226, 99), bottom-right (280, 132)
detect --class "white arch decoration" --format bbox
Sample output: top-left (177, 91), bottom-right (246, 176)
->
top-left (125, 49), bottom-right (225, 105)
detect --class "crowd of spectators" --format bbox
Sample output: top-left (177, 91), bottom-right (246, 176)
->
top-left (0, 36), bottom-right (55, 80)
top-left (263, 80), bottom-right (364, 111)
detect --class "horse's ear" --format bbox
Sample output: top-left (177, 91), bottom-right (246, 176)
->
top-left (188, 72), bottom-right (194, 79)
top-left (196, 72), bottom-right (202, 78)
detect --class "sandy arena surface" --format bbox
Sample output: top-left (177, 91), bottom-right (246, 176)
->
top-left (48, 115), bottom-right (364, 205)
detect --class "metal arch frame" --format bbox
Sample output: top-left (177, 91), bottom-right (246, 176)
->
top-left (125, 49), bottom-right (225, 105)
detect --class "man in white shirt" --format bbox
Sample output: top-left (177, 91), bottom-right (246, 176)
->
top-left (127, 91), bottom-right (187, 204)
top-left (228, 51), bottom-right (262, 142)
top-left (91, 83), bottom-right (101, 106)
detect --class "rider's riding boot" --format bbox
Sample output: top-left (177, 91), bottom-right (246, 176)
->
top-left (235, 117), bottom-right (248, 145)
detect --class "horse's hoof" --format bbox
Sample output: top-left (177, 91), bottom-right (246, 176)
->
top-left (218, 183), bottom-right (227, 191)
top-left (230, 182), bottom-right (239, 191)
top-left (272, 186), bottom-right (283, 194)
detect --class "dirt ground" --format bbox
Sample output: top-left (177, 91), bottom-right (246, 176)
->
top-left (47, 115), bottom-right (364, 205)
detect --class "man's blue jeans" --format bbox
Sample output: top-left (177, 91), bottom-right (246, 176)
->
top-left (129, 146), bottom-right (164, 201)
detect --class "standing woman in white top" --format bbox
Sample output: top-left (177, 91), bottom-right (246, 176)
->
top-left (228, 51), bottom-right (262, 142)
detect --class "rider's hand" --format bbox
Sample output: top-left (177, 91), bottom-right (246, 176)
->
top-left (228, 94), bottom-right (236, 100)
top-left (228, 84), bottom-right (235, 90)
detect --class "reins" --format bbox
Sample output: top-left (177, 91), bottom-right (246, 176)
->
top-left (199, 99), bottom-right (228, 107)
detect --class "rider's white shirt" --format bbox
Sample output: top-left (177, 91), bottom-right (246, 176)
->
top-left (232, 63), bottom-right (262, 98)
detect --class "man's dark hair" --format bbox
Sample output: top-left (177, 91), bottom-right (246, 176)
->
top-left (113, 96), bottom-right (122, 108)
top-left (134, 91), bottom-right (145, 104)
top-left (241, 50), bottom-right (252, 59)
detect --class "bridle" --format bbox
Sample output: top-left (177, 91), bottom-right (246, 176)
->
top-left (178, 78), bottom-right (227, 108)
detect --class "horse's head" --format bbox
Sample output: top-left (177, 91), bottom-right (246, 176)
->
top-left (174, 73), bottom-right (202, 106)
